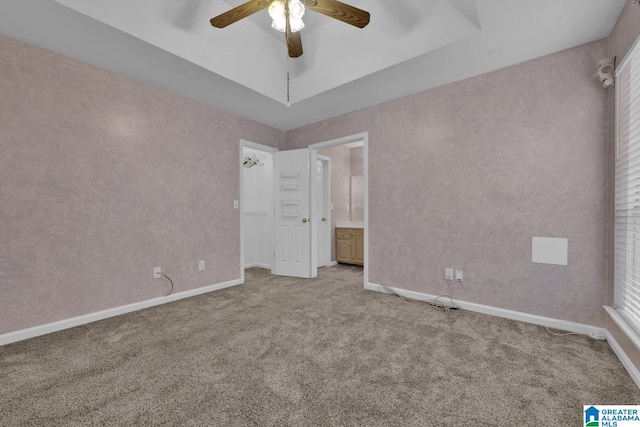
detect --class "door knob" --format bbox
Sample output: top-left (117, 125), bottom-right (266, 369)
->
top-left (321, 217), bottom-right (326, 222)
top-left (302, 218), bottom-right (308, 223)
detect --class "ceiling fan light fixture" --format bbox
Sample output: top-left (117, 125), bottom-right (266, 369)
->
top-left (289, 16), bottom-right (305, 32)
top-left (268, 0), bottom-right (286, 31)
top-left (269, 0), bottom-right (305, 33)
top-left (289, 0), bottom-right (305, 20)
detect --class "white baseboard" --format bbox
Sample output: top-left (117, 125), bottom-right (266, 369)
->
top-left (327, 261), bottom-right (338, 267)
top-left (604, 306), bottom-right (640, 350)
top-left (0, 278), bottom-right (243, 346)
top-left (244, 263), bottom-right (271, 270)
top-left (606, 330), bottom-right (640, 389)
top-left (365, 282), bottom-right (607, 340)
top-left (603, 306), bottom-right (640, 389)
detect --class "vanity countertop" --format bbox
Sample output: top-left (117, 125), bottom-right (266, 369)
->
top-left (335, 221), bottom-right (364, 229)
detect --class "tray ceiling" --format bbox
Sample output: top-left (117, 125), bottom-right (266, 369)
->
top-left (0, 0), bottom-right (627, 130)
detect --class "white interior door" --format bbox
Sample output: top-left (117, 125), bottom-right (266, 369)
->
top-left (315, 159), bottom-right (325, 267)
top-left (274, 149), bottom-right (312, 278)
top-left (315, 157), bottom-right (331, 268)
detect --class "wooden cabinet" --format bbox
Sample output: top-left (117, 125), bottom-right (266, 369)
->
top-left (336, 228), bottom-right (364, 265)
top-left (352, 229), bottom-right (364, 264)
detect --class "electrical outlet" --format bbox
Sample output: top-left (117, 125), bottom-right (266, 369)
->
top-left (199, 260), bottom-right (205, 271)
top-left (153, 267), bottom-right (162, 279)
top-left (455, 270), bottom-right (463, 282)
top-left (445, 268), bottom-right (454, 281)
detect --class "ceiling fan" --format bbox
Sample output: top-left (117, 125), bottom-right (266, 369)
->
top-left (210, 0), bottom-right (370, 58)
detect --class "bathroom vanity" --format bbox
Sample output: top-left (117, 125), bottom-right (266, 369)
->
top-left (335, 221), bottom-right (364, 265)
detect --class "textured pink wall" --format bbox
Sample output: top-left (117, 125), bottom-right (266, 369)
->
top-left (606, 2), bottom-right (640, 371)
top-left (0, 35), bottom-right (285, 334)
top-left (288, 40), bottom-right (609, 326)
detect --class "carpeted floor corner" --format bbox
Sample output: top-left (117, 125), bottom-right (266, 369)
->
top-left (1, 264), bottom-right (639, 426)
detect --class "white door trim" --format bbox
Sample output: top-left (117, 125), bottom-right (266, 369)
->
top-left (239, 140), bottom-right (278, 282)
top-left (309, 149), bottom-right (318, 278)
top-left (309, 132), bottom-right (368, 286)
top-left (317, 155), bottom-right (331, 268)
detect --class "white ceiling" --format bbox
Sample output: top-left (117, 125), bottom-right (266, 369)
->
top-left (0, 0), bottom-right (626, 131)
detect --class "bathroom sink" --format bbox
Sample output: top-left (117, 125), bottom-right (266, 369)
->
top-left (335, 221), bottom-right (364, 229)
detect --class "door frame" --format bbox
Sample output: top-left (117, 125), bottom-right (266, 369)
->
top-left (309, 132), bottom-right (368, 287)
top-left (316, 154), bottom-right (332, 268)
top-left (239, 139), bottom-right (279, 283)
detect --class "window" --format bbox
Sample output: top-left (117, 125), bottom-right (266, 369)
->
top-left (615, 36), bottom-right (640, 335)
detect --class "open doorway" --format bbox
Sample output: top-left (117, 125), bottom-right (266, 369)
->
top-left (310, 132), bottom-right (368, 287)
top-left (239, 140), bottom-right (278, 281)
top-left (239, 133), bottom-right (367, 286)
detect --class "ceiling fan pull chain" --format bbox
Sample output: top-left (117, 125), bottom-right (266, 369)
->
top-left (286, 71), bottom-right (291, 108)
top-left (286, 56), bottom-right (291, 108)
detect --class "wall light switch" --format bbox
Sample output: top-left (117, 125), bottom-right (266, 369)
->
top-left (233, 200), bottom-right (239, 209)
top-left (199, 260), bottom-right (205, 271)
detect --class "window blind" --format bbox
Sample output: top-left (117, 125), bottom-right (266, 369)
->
top-left (615, 39), bottom-right (640, 335)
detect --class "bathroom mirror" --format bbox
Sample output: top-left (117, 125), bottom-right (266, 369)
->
top-left (350, 175), bottom-right (364, 221)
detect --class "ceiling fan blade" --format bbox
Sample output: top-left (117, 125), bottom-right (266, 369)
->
top-left (286, 31), bottom-right (303, 58)
top-left (286, 13), bottom-right (303, 58)
top-left (305, 0), bottom-right (370, 28)
top-left (210, 0), bottom-right (271, 28)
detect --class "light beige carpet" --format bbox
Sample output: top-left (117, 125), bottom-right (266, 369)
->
top-left (1, 265), bottom-right (639, 426)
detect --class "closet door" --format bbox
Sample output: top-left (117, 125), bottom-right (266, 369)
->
top-left (273, 149), bottom-right (312, 278)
